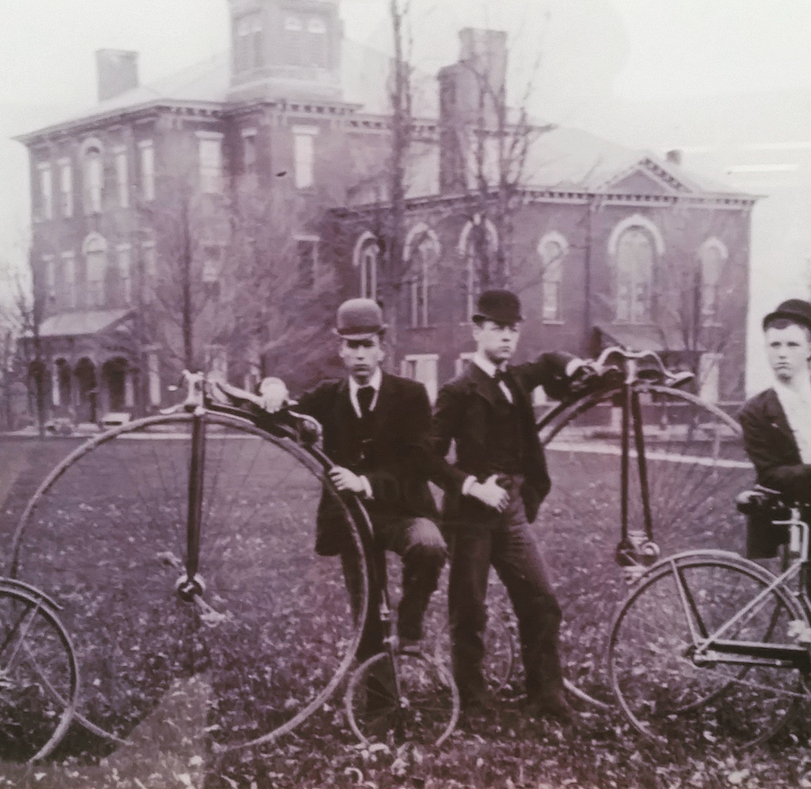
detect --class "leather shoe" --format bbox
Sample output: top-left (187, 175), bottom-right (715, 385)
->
top-left (525, 692), bottom-right (574, 723)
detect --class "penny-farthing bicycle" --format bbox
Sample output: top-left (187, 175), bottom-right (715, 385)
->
top-left (535, 347), bottom-right (751, 708)
top-left (10, 373), bottom-right (370, 753)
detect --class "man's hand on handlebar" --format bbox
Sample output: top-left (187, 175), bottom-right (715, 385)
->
top-left (259, 377), bottom-right (290, 413)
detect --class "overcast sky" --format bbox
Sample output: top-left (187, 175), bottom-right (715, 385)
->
top-left (2, 0), bottom-right (811, 111)
top-left (2, 0), bottom-right (811, 390)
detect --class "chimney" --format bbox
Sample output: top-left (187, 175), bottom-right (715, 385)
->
top-left (666, 149), bottom-right (682, 166)
top-left (96, 49), bottom-right (139, 102)
top-left (438, 28), bottom-right (508, 194)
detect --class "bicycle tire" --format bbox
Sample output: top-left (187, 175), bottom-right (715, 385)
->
top-left (11, 411), bottom-right (369, 752)
top-left (608, 551), bottom-right (807, 747)
top-left (537, 384), bottom-right (749, 707)
top-left (0, 579), bottom-right (79, 762)
top-left (345, 649), bottom-right (460, 747)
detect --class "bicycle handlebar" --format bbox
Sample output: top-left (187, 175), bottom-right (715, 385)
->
top-left (588, 346), bottom-right (694, 388)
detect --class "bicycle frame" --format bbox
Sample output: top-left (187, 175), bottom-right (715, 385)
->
top-left (672, 514), bottom-right (811, 677)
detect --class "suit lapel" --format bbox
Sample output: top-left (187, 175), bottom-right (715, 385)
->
top-left (468, 363), bottom-right (500, 408)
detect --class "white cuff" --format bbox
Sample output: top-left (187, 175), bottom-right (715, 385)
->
top-left (565, 358), bottom-right (586, 377)
top-left (461, 476), bottom-right (477, 496)
top-left (359, 476), bottom-right (373, 499)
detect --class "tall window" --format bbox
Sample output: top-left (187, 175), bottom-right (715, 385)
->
top-left (538, 232), bottom-right (568, 323)
top-left (353, 232), bottom-right (379, 300)
top-left (405, 225), bottom-right (439, 328)
top-left (114, 147), bottom-right (129, 208)
top-left (117, 244), bottom-right (132, 305)
top-left (43, 255), bottom-right (56, 302)
top-left (141, 238), bottom-right (157, 296)
top-left (614, 226), bottom-right (655, 323)
top-left (296, 236), bottom-right (319, 288)
top-left (293, 126), bottom-right (317, 189)
top-left (83, 145), bottom-right (103, 214)
top-left (459, 217), bottom-right (498, 322)
top-left (202, 246), bottom-right (222, 298)
top-left (61, 252), bottom-right (76, 308)
top-left (400, 354), bottom-right (439, 403)
top-left (235, 12), bottom-right (263, 71)
top-left (38, 162), bottom-right (53, 220)
top-left (138, 140), bottom-right (155, 201)
top-left (698, 239), bottom-right (728, 325)
top-left (198, 133), bottom-right (223, 194)
top-left (58, 159), bottom-right (73, 217)
top-left (83, 234), bottom-right (107, 308)
top-left (242, 129), bottom-right (258, 177)
top-left (283, 12), bottom-right (329, 67)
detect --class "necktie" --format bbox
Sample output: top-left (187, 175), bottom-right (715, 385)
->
top-left (357, 386), bottom-right (375, 419)
top-left (494, 370), bottom-right (514, 404)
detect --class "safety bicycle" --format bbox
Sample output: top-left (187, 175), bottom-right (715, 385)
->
top-left (608, 486), bottom-right (811, 748)
top-left (0, 577), bottom-right (79, 762)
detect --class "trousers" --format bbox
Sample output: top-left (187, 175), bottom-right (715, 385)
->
top-left (448, 478), bottom-right (564, 703)
top-left (343, 514), bottom-right (447, 660)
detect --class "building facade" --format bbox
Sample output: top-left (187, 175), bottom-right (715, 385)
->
top-left (17, 0), bottom-right (754, 425)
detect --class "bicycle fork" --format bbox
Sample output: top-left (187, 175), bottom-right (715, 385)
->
top-left (616, 373), bottom-right (659, 574)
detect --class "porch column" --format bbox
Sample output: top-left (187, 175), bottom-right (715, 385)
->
top-left (125, 370), bottom-right (135, 408)
top-left (51, 363), bottom-right (60, 407)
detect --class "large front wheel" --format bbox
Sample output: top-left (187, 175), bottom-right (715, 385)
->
top-left (538, 385), bottom-right (750, 707)
top-left (11, 411), bottom-right (368, 752)
top-left (608, 552), bottom-right (807, 748)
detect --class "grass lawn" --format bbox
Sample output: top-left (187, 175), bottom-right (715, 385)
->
top-left (1, 433), bottom-right (810, 789)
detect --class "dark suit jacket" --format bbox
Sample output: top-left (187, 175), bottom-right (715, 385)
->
top-left (297, 372), bottom-right (439, 555)
top-left (431, 352), bottom-right (575, 529)
top-left (738, 388), bottom-right (811, 558)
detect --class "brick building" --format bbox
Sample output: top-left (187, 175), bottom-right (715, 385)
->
top-left (17, 0), bottom-right (755, 424)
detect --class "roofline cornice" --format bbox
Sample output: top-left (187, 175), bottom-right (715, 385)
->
top-left (14, 100), bottom-right (228, 145)
top-left (332, 187), bottom-right (760, 218)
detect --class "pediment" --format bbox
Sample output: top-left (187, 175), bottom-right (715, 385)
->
top-left (602, 157), bottom-right (697, 196)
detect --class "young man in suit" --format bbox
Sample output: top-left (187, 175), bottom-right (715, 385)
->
top-left (261, 298), bottom-right (447, 659)
top-left (431, 289), bottom-right (591, 721)
top-left (739, 299), bottom-right (811, 557)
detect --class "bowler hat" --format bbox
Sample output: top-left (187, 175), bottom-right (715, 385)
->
top-left (472, 289), bottom-right (524, 325)
top-left (334, 298), bottom-right (387, 339)
top-left (762, 299), bottom-right (811, 333)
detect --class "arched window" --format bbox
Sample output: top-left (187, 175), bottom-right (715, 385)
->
top-left (83, 233), bottom-right (108, 308)
top-left (353, 232), bottom-right (380, 301)
top-left (608, 215), bottom-right (664, 325)
top-left (698, 238), bottom-right (728, 325)
top-left (405, 224), bottom-right (440, 328)
top-left (538, 232), bottom-right (568, 323)
top-left (458, 216), bottom-right (498, 322)
top-left (82, 141), bottom-right (104, 214)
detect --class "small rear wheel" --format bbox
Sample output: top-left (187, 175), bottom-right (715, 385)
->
top-left (345, 650), bottom-right (460, 747)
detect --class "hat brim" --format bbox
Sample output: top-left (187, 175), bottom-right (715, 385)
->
top-left (472, 312), bottom-right (525, 325)
top-left (333, 325), bottom-right (388, 340)
top-left (763, 310), bottom-right (811, 331)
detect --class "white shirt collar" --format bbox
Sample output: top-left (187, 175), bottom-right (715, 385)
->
top-left (472, 352), bottom-right (505, 379)
top-left (773, 378), bottom-right (811, 463)
top-left (349, 367), bottom-right (382, 417)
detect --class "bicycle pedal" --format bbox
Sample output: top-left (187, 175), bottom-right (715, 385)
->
top-left (396, 638), bottom-right (423, 655)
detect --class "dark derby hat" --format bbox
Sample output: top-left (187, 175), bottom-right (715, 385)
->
top-left (762, 299), bottom-right (811, 332)
top-left (472, 289), bottom-right (524, 325)
top-left (334, 298), bottom-right (388, 340)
